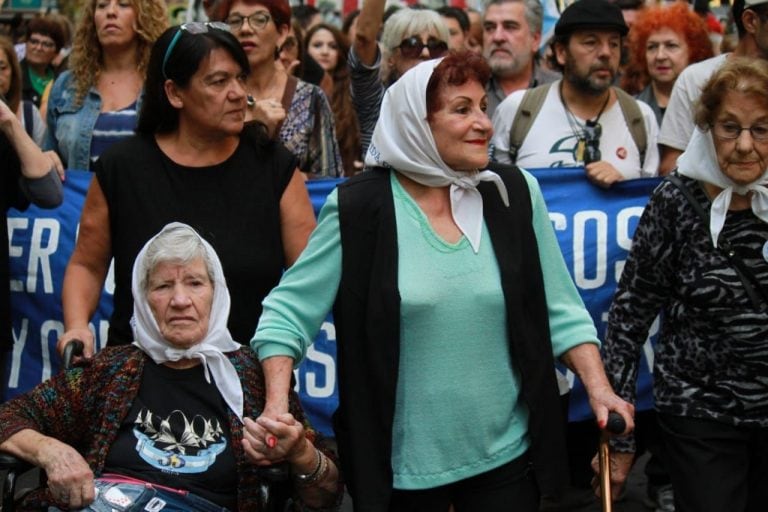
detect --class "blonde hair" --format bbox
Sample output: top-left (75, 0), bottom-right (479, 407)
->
top-left (68, 0), bottom-right (168, 105)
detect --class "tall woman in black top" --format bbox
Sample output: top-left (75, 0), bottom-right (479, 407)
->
top-left (57, 24), bottom-right (315, 357)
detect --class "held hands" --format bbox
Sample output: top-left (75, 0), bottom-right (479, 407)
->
top-left (585, 161), bottom-right (624, 189)
top-left (242, 413), bottom-right (309, 466)
top-left (39, 439), bottom-right (95, 508)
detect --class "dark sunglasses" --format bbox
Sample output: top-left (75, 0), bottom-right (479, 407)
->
top-left (396, 36), bottom-right (448, 59)
top-left (583, 121), bottom-right (602, 165)
top-left (162, 22), bottom-right (231, 79)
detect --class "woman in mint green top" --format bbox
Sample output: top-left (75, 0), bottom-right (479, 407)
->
top-left (251, 51), bottom-right (634, 512)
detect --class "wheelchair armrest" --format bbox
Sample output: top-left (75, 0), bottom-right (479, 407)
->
top-left (0, 453), bottom-right (31, 471)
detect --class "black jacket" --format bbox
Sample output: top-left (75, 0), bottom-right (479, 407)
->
top-left (333, 166), bottom-right (568, 511)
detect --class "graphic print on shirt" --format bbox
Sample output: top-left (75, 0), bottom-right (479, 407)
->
top-left (547, 134), bottom-right (580, 168)
top-left (133, 408), bottom-right (227, 474)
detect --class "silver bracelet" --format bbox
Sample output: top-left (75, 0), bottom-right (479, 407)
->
top-left (294, 448), bottom-right (324, 486)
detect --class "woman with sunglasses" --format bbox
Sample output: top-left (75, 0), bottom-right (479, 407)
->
top-left (250, 50), bottom-right (633, 511)
top-left (305, 23), bottom-right (362, 175)
top-left (43, 0), bottom-right (168, 172)
top-left (57, 25), bottom-right (316, 364)
top-left (213, 0), bottom-right (342, 178)
top-left (351, 0), bottom-right (449, 157)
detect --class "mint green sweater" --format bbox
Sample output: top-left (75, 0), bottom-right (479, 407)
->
top-left (253, 171), bottom-right (598, 488)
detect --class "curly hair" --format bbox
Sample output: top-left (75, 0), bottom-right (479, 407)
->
top-left (68, 0), bottom-right (168, 106)
top-left (305, 23), bottom-right (361, 175)
top-left (426, 49), bottom-right (491, 120)
top-left (694, 57), bottom-right (768, 130)
top-left (621, 1), bottom-right (713, 95)
top-left (0, 36), bottom-right (22, 112)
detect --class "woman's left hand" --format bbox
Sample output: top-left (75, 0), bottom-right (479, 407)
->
top-left (242, 413), bottom-right (308, 466)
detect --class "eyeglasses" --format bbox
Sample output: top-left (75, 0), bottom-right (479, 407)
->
top-left (712, 121), bottom-right (768, 141)
top-left (162, 22), bottom-right (230, 79)
top-left (28, 37), bottom-right (56, 50)
top-left (396, 36), bottom-right (448, 59)
top-left (583, 121), bottom-right (602, 164)
top-left (226, 12), bottom-right (272, 32)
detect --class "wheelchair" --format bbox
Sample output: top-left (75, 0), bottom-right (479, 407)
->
top-left (0, 341), bottom-right (293, 511)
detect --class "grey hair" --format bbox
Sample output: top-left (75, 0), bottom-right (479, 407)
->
top-left (140, 225), bottom-right (216, 295)
top-left (380, 8), bottom-right (451, 52)
top-left (483, 0), bottom-right (544, 34)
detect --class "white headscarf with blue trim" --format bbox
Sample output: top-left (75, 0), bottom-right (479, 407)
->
top-left (131, 222), bottom-right (244, 423)
top-left (364, 58), bottom-right (509, 253)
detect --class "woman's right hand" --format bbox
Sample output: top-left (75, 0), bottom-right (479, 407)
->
top-left (248, 99), bottom-right (286, 139)
top-left (57, 328), bottom-right (95, 359)
top-left (40, 438), bottom-right (96, 509)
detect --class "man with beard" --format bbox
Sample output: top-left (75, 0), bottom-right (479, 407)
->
top-left (490, 0), bottom-right (659, 187)
top-left (483, 0), bottom-right (559, 119)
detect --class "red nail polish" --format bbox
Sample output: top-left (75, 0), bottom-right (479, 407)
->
top-left (267, 436), bottom-right (277, 448)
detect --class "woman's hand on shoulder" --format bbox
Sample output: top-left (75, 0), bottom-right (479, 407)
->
top-left (248, 99), bottom-right (286, 139)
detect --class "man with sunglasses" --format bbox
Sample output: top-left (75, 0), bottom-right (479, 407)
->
top-left (349, 0), bottom-right (449, 157)
top-left (482, 0), bottom-right (560, 119)
top-left (658, 0), bottom-right (768, 174)
top-left (490, 0), bottom-right (659, 188)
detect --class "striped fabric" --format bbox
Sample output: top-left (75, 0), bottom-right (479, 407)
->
top-left (89, 101), bottom-right (138, 169)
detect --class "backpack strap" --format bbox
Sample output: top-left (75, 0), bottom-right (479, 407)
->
top-left (613, 86), bottom-right (647, 168)
top-left (666, 173), bottom-right (768, 311)
top-left (507, 83), bottom-right (552, 164)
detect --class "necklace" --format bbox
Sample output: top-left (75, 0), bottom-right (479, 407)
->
top-left (559, 82), bottom-right (610, 163)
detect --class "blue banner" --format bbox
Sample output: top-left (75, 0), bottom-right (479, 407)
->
top-left (529, 168), bottom-right (661, 420)
top-left (5, 169), bottom-right (659, 434)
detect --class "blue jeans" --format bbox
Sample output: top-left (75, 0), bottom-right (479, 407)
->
top-left (48, 479), bottom-right (231, 512)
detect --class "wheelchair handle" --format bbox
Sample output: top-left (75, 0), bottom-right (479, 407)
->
top-left (62, 339), bottom-right (85, 369)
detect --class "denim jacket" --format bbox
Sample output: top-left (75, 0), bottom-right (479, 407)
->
top-left (44, 71), bottom-right (143, 171)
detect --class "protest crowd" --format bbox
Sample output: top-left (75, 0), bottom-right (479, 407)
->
top-left (0, 0), bottom-right (766, 510)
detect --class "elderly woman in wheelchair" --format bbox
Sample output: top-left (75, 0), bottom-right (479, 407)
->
top-left (0, 223), bottom-right (341, 511)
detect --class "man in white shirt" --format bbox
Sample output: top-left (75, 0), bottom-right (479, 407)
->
top-left (490, 0), bottom-right (659, 187)
top-left (658, 0), bottom-right (768, 173)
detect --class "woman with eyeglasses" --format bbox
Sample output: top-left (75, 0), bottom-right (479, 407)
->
top-left (351, 0), bottom-right (449, 157)
top-left (57, 25), bottom-right (316, 366)
top-left (602, 58), bottom-right (768, 512)
top-left (250, 50), bottom-right (633, 511)
top-left (43, 0), bottom-right (168, 172)
top-left (19, 15), bottom-right (65, 110)
top-left (621, 1), bottom-right (713, 126)
top-left (305, 23), bottom-right (362, 175)
top-left (213, 0), bottom-right (342, 178)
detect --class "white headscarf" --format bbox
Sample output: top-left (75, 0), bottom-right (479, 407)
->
top-left (364, 58), bottom-right (509, 253)
top-left (131, 222), bottom-right (244, 423)
top-left (677, 127), bottom-right (768, 247)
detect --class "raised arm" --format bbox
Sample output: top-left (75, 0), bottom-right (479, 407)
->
top-left (0, 99), bottom-right (63, 207)
top-left (355, 0), bottom-right (387, 65)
